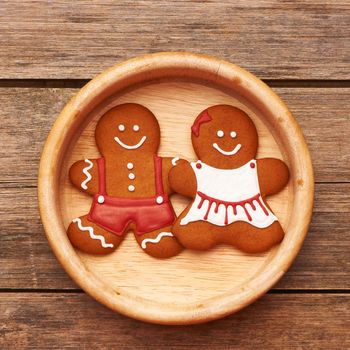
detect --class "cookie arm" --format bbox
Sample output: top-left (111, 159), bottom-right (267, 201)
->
top-left (69, 159), bottom-right (100, 195)
top-left (161, 157), bottom-right (176, 195)
top-left (168, 159), bottom-right (197, 198)
top-left (257, 158), bottom-right (290, 196)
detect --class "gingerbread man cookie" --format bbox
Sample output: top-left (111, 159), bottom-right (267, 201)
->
top-left (67, 103), bottom-right (183, 258)
top-left (169, 105), bottom-right (289, 253)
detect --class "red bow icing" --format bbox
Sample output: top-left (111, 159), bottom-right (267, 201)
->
top-left (191, 110), bottom-right (212, 137)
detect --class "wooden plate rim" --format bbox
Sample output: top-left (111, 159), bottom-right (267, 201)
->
top-left (38, 52), bottom-right (314, 325)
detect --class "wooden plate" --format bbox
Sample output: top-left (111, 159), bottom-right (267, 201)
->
top-left (38, 52), bottom-right (314, 325)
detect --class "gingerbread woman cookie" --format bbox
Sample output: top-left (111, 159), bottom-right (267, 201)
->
top-left (169, 105), bottom-right (289, 253)
top-left (67, 103), bottom-right (183, 258)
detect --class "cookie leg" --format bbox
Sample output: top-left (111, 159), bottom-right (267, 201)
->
top-left (134, 226), bottom-right (183, 259)
top-left (67, 214), bottom-right (124, 255)
top-left (173, 210), bottom-right (285, 253)
top-left (172, 213), bottom-right (218, 250)
top-left (230, 221), bottom-right (285, 254)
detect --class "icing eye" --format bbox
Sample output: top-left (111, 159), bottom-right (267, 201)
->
top-left (118, 124), bottom-right (125, 132)
top-left (217, 130), bottom-right (224, 138)
top-left (230, 131), bottom-right (237, 138)
top-left (133, 125), bottom-right (140, 132)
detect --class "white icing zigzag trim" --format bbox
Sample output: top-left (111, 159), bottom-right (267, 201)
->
top-left (141, 232), bottom-right (174, 249)
top-left (114, 136), bottom-right (147, 150)
top-left (171, 157), bottom-right (179, 166)
top-left (213, 143), bottom-right (241, 156)
top-left (72, 218), bottom-right (114, 248)
top-left (81, 159), bottom-right (93, 190)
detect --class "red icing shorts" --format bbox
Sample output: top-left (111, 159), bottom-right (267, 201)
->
top-left (88, 157), bottom-right (176, 236)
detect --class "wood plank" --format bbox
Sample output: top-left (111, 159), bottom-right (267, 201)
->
top-left (0, 87), bottom-right (349, 184)
top-left (0, 88), bottom-right (75, 185)
top-left (0, 1), bottom-right (349, 79)
top-left (276, 182), bottom-right (350, 290)
top-left (1, 183), bottom-right (349, 290)
top-left (1, 293), bottom-right (349, 349)
top-left (277, 87), bottom-right (350, 183)
top-left (0, 186), bottom-right (76, 289)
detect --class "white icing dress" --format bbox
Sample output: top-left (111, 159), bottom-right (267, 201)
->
top-left (180, 159), bottom-right (278, 228)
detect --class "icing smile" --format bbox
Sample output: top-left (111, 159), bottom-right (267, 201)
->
top-left (212, 142), bottom-right (242, 156)
top-left (114, 136), bottom-right (147, 150)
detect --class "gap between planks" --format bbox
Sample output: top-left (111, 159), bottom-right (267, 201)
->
top-left (0, 79), bottom-right (350, 89)
top-left (1, 289), bottom-right (349, 294)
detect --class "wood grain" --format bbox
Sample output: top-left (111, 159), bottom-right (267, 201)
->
top-left (1, 183), bottom-right (348, 290)
top-left (0, 87), bottom-right (349, 185)
top-left (0, 1), bottom-right (349, 79)
top-left (1, 293), bottom-right (349, 349)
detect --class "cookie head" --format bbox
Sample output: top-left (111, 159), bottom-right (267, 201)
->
top-left (191, 105), bottom-right (258, 168)
top-left (95, 103), bottom-right (160, 156)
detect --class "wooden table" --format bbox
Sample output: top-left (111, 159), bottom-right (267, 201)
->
top-left (1, 1), bottom-right (349, 349)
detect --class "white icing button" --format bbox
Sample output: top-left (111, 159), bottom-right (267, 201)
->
top-left (171, 157), bottom-right (179, 166)
top-left (118, 124), bottom-right (125, 132)
top-left (128, 173), bottom-right (135, 180)
top-left (127, 162), bottom-right (134, 170)
top-left (156, 196), bottom-right (164, 204)
top-left (97, 195), bottom-right (105, 204)
top-left (133, 124), bottom-right (140, 132)
top-left (128, 185), bottom-right (135, 192)
top-left (230, 131), bottom-right (237, 138)
top-left (217, 130), bottom-right (224, 137)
